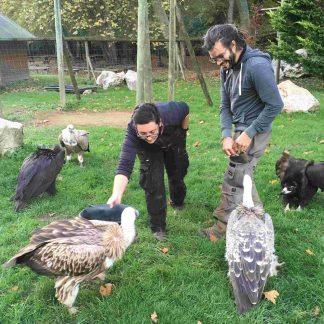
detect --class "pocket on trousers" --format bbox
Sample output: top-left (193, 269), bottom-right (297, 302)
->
top-left (139, 163), bottom-right (154, 193)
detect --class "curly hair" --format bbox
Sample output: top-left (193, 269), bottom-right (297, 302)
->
top-left (203, 24), bottom-right (246, 51)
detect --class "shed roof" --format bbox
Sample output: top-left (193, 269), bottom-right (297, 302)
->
top-left (0, 13), bottom-right (35, 40)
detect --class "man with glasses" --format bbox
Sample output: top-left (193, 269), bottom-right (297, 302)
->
top-left (107, 102), bottom-right (189, 241)
top-left (200, 24), bottom-right (283, 240)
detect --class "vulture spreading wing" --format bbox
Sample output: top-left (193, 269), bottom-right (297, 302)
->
top-left (3, 207), bottom-right (139, 314)
top-left (226, 175), bottom-right (281, 314)
top-left (59, 124), bottom-right (89, 167)
top-left (14, 145), bottom-right (65, 212)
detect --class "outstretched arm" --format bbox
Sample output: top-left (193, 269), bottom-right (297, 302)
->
top-left (107, 174), bottom-right (129, 207)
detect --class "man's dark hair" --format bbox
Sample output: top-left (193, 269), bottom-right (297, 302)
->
top-left (203, 24), bottom-right (246, 51)
top-left (132, 103), bottom-right (161, 125)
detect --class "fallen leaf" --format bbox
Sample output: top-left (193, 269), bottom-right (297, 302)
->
top-left (270, 179), bottom-right (279, 185)
top-left (303, 151), bottom-right (314, 155)
top-left (199, 120), bottom-right (205, 124)
top-left (263, 290), bottom-right (279, 304)
top-left (311, 306), bottom-right (320, 317)
top-left (10, 286), bottom-right (19, 292)
top-left (57, 175), bottom-right (63, 181)
top-left (319, 140), bottom-right (324, 144)
top-left (151, 311), bottom-right (158, 323)
top-left (99, 283), bottom-right (114, 296)
top-left (306, 249), bottom-right (315, 256)
top-left (193, 141), bottom-right (201, 147)
top-left (264, 149), bottom-right (271, 154)
top-left (159, 247), bottom-right (169, 254)
top-left (209, 234), bottom-right (216, 242)
top-left (197, 321), bottom-right (202, 324)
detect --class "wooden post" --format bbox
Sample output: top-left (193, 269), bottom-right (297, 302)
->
top-left (168, 0), bottom-right (176, 101)
top-left (144, 6), bottom-right (153, 102)
top-left (152, 0), bottom-right (186, 80)
top-left (85, 41), bottom-right (91, 80)
top-left (63, 40), bottom-right (81, 101)
top-left (176, 3), bottom-right (213, 106)
top-left (136, 0), bottom-right (146, 105)
top-left (53, 0), bottom-right (66, 106)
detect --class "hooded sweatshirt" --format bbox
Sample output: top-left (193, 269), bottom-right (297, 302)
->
top-left (220, 45), bottom-right (283, 139)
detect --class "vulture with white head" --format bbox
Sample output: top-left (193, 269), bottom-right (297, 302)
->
top-left (3, 206), bottom-right (139, 314)
top-left (14, 145), bottom-right (65, 212)
top-left (59, 124), bottom-right (89, 167)
top-left (226, 174), bottom-right (282, 314)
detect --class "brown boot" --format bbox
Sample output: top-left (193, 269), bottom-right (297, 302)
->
top-left (199, 221), bottom-right (227, 240)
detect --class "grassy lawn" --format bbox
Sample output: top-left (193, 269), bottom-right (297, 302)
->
top-left (0, 74), bottom-right (323, 323)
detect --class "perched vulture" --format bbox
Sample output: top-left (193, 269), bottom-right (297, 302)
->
top-left (3, 206), bottom-right (139, 314)
top-left (226, 174), bottom-right (282, 314)
top-left (59, 124), bottom-right (90, 167)
top-left (14, 145), bottom-right (65, 212)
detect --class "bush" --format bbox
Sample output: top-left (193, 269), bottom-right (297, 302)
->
top-left (268, 0), bottom-right (324, 77)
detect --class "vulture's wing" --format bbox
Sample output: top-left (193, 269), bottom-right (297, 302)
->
top-left (29, 235), bottom-right (107, 276)
top-left (15, 149), bottom-right (59, 199)
top-left (30, 217), bottom-right (97, 244)
top-left (227, 215), bottom-right (271, 314)
top-left (75, 130), bottom-right (89, 151)
top-left (3, 218), bottom-right (99, 268)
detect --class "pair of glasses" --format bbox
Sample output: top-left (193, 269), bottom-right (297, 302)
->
top-left (136, 127), bottom-right (159, 140)
top-left (209, 49), bottom-right (228, 64)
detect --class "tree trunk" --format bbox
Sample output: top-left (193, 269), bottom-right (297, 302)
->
top-left (228, 0), bottom-right (235, 24)
top-left (236, 0), bottom-right (250, 31)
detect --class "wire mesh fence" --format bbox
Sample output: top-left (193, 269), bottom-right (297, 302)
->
top-left (0, 38), bottom-right (214, 90)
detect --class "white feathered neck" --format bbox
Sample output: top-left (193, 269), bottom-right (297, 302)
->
top-left (121, 207), bottom-right (137, 247)
top-left (242, 174), bottom-right (254, 208)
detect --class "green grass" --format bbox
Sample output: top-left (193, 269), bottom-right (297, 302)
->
top-left (0, 75), bottom-right (323, 323)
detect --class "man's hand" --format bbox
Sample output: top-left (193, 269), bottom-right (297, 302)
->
top-left (222, 137), bottom-right (237, 156)
top-left (235, 132), bottom-right (251, 153)
top-left (107, 193), bottom-right (122, 208)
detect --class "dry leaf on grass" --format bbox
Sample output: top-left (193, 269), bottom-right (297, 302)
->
top-left (264, 149), bottom-right (271, 154)
top-left (269, 179), bottom-right (279, 185)
top-left (311, 306), bottom-right (320, 317)
top-left (199, 120), bottom-right (205, 124)
top-left (263, 290), bottom-right (279, 304)
top-left (197, 321), bottom-right (202, 324)
top-left (10, 286), bottom-right (19, 292)
top-left (193, 141), bottom-right (201, 147)
top-left (159, 247), bottom-right (169, 254)
top-left (209, 234), bottom-right (217, 242)
top-left (319, 140), bottom-right (324, 144)
top-left (151, 311), bottom-right (158, 323)
top-left (306, 249), bottom-right (315, 256)
top-left (99, 283), bottom-right (114, 296)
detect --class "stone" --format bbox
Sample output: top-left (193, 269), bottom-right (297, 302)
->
top-left (96, 71), bottom-right (125, 90)
top-left (278, 80), bottom-right (320, 113)
top-left (124, 70), bottom-right (137, 91)
top-left (0, 118), bottom-right (24, 155)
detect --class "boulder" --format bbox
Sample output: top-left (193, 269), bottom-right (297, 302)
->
top-left (278, 80), bottom-right (320, 113)
top-left (124, 70), bottom-right (137, 91)
top-left (96, 71), bottom-right (125, 90)
top-left (0, 118), bottom-right (24, 155)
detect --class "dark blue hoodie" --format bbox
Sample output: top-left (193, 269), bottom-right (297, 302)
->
top-left (220, 46), bottom-right (283, 139)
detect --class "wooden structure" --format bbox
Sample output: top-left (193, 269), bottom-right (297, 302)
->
top-left (0, 13), bottom-right (35, 86)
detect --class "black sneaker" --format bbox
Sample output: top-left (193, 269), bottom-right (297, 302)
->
top-left (170, 201), bottom-right (184, 210)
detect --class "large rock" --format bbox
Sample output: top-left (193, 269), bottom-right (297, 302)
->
top-left (0, 118), bottom-right (24, 155)
top-left (278, 80), bottom-right (320, 113)
top-left (96, 71), bottom-right (125, 90)
top-left (124, 70), bottom-right (137, 91)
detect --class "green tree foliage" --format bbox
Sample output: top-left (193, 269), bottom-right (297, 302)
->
top-left (269, 0), bottom-right (324, 77)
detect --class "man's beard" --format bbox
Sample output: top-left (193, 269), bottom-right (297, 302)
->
top-left (221, 50), bottom-right (236, 70)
